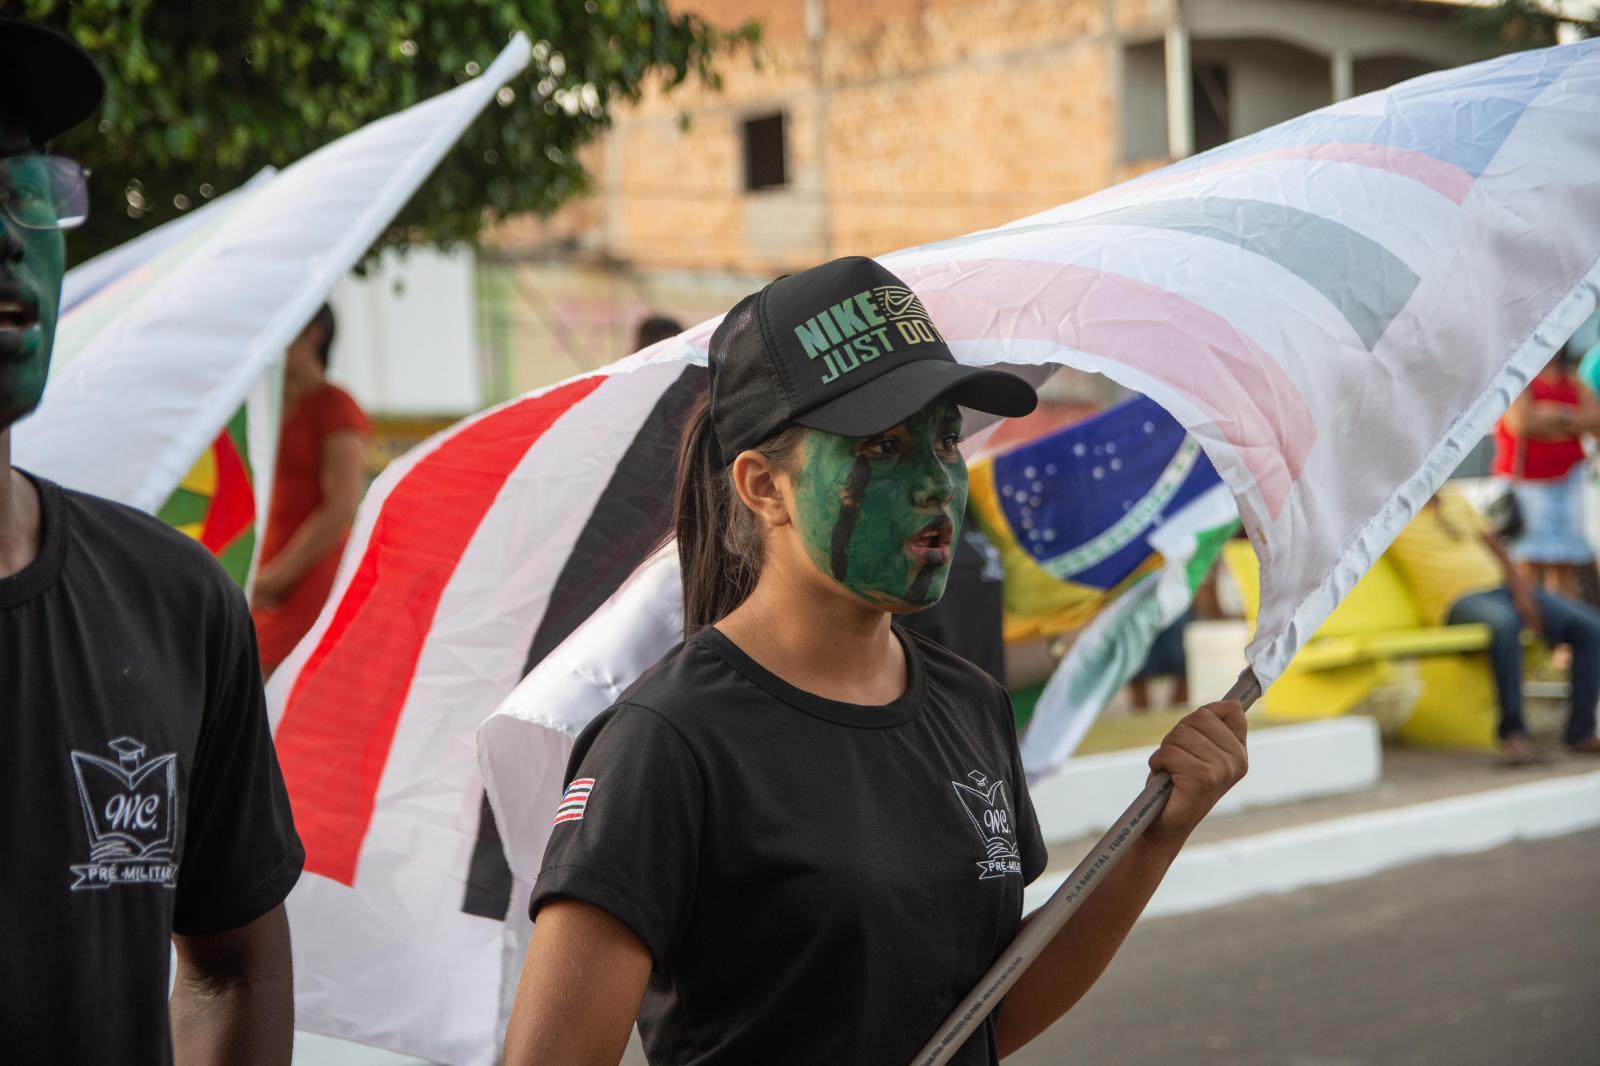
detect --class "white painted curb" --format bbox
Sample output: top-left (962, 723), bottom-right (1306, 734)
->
top-left (1029, 717), bottom-right (1382, 844)
top-left (1025, 769), bottom-right (1600, 917)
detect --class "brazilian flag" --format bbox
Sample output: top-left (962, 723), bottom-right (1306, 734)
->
top-left (970, 395), bottom-right (1223, 641)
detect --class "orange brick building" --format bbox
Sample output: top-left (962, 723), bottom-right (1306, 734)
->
top-left (479, 0), bottom-right (1494, 400)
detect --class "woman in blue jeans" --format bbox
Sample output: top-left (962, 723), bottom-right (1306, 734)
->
top-left (1448, 588), bottom-right (1600, 761)
top-left (1389, 492), bottom-right (1600, 764)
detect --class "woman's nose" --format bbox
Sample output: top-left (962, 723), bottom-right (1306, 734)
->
top-left (913, 457), bottom-right (955, 506)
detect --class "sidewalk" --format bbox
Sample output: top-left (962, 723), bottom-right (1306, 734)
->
top-left (1031, 734), bottom-right (1600, 919)
top-left (1043, 741), bottom-right (1600, 868)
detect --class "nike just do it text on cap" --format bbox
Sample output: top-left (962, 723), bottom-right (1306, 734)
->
top-left (707, 256), bottom-right (1038, 462)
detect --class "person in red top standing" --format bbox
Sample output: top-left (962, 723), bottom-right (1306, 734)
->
top-left (1494, 354), bottom-right (1600, 602)
top-left (251, 304), bottom-right (369, 675)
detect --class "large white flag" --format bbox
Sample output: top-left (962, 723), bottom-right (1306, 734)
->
top-left (13, 36), bottom-right (531, 518)
top-left (477, 40), bottom-right (1600, 873)
top-left (264, 42), bottom-right (1600, 1064)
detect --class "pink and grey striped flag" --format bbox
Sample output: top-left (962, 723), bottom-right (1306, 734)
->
top-left (266, 42), bottom-right (1600, 1065)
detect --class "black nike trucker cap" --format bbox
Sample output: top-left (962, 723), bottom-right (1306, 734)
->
top-left (707, 256), bottom-right (1037, 463)
top-left (0, 19), bottom-right (105, 147)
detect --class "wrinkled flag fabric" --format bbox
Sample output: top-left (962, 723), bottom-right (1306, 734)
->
top-left (40, 187), bottom-right (282, 587)
top-left (1019, 484), bottom-right (1240, 779)
top-left (266, 42), bottom-right (1600, 1065)
top-left (12, 38), bottom-right (527, 517)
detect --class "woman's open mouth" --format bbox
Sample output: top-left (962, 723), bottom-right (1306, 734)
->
top-left (0, 299), bottom-right (39, 340)
top-left (0, 300), bottom-right (37, 329)
top-left (907, 515), bottom-right (954, 566)
top-left (0, 296), bottom-right (40, 361)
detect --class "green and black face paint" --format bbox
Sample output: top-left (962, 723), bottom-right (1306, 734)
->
top-left (0, 118), bottom-right (66, 429)
top-left (792, 398), bottom-right (968, 609)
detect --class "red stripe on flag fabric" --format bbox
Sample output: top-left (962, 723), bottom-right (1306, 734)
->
top-left (903, 259), bottom-right (1315, 518)
top-left (274, 375), bottom-right (608, 885)
top-left (200, 427), bottom-right (255, 554)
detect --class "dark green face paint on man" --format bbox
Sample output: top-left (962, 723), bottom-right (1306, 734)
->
top-left (792, 398), bottom-right (968, 610)
top-left (0, 114), bottom-right (66, 429)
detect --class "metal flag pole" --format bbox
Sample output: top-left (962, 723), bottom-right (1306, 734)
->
top-left (908, 668), bottom-right (1264, 1066)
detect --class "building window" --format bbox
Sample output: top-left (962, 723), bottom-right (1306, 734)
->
top-left (741, 112), bottom-right (787, 191)
top-left (1192, 63), bottom-right (1231, 154)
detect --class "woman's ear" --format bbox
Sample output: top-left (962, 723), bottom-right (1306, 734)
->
top-left (730, 449), bottom-right (793, 529)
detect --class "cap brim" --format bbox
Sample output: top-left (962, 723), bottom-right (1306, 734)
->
top-left (0, 20), bottom-right (104, 145)
top-left (792, 358), bottom-right (1037, 438)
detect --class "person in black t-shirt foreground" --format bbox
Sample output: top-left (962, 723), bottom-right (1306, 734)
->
top-left (504, 257), bottom-right (1249, 1065)
top-left (0, 20), bottom-right (303, 1064)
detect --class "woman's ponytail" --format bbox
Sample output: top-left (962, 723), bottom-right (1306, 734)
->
top-left (673, 390), bottom-right (801, 636)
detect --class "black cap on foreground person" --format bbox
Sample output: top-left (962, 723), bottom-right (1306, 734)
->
top-left (707, 255), bottom-right (1037, 462)
top-left (0, 18), bottom-right (105, 146)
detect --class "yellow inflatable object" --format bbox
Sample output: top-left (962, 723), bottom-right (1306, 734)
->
top-left (1224, 540), bottom-right (1522, 750)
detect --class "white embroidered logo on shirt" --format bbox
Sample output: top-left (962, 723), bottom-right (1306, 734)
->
top-left (552, 777), bottom-right (595, 826)
top-left (951, 769), bottom-right (1022, 880)
top-left (68, 737), bottom-right (179, 890)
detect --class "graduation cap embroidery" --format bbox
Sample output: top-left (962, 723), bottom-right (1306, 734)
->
top-left (951, 770), bottom-right (1023, 880)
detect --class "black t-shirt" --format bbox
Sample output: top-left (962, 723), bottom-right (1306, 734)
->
top-left (532, 625), bottom-right (1047, 1065)
top-left (0, 473), bottom-right (304, 1064)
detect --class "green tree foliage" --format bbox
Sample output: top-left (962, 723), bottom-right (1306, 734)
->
top-left (8, 0), bottom-right (758, 262)
top-left (1457, 1), bottom-right (1599, 49)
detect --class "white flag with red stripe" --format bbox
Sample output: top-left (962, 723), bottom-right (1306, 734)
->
top-left (269, 42), bottom-right (1600, 1064)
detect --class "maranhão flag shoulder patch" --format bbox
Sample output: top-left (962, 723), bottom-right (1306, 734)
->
top-left (553, 778), bottom-right (595, 826)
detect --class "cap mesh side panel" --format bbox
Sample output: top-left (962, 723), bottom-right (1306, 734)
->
top-left (709, 295), bottom-right (794, 460)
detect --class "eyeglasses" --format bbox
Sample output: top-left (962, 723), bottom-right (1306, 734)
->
top-left (0, 154), bottom-right (90, 231)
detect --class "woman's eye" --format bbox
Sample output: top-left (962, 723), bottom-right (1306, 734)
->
top-left (940, 434), bottom-right (963, 451)
top-left (864, 438), bottom-right (899, 457)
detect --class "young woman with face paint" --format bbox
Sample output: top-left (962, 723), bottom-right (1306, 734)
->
top-left (506, 257), bottom-right (1249, 1066)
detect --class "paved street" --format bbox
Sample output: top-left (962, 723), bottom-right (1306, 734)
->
top-left (301, 829), bottom-right (1599, 1065)
top-left (1008, 829), bottom-right (1600, 1066)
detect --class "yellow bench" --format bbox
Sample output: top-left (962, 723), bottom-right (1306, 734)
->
top-left (1224, 540), bottom-right (1514, 750)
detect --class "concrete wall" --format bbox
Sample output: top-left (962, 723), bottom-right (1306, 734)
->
top-left (495, 0), bottom-right (1120, 274)
top-left (481, 0), bottom-right (1496, 389)
top-left (326, 247), bottom-right (481, 417)
top-left (1186, 0), bottom-right (1491, 67)
top-left (1354, 53), bottom-right (1444, 96)
top-left (1192, 37), bottom-right (1333, 139)
top-left (1120, 38), bottom-right (1169, 161)
top-left (475, 257), bottom-right (771, 398)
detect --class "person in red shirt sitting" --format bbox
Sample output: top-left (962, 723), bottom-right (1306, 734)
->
top-left (251, 304), bottom-right (369, 675)
top-left (1494, 353), bottom-right (1600, 602)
